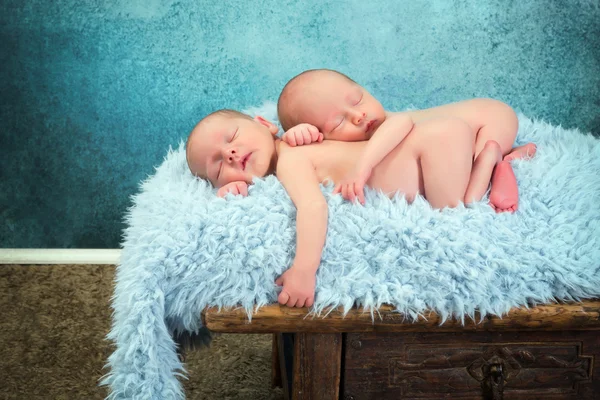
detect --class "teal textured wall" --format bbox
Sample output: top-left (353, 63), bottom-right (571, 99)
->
top-left (1, 0), bottom-right (599, 248)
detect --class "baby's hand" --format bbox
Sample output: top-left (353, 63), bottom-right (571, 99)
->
top-left (217, 181), bottom-right (248, 198)
top-left (282, 123), bottom-right (323, 147)
top-left (333, 165), bottom-right (372, 205)
top-left (275, 265), bottom-right (316, 308)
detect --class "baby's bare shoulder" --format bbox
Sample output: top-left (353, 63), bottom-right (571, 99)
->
top-left (277, 141), bottom-right (314, 158)
top-left (276, 141), bottom-right (315, 168)
top-left (275, 142), bottom-right (323, 190)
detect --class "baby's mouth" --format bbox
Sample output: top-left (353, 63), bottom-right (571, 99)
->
top-left (241, 153), bottom-right (251, 170)
top-left (366, 120), bottom-right (376, 134)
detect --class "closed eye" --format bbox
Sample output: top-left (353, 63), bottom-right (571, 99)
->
top-left (332, 118), bottom-right (344, 132)
top-left (216, 161), bottom-right (223, 181)
top-left (355, 94), bottom-right (363, 105)
top-left (229, 127), bottom-right (239, 142)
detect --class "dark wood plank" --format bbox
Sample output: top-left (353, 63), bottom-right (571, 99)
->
top-left (292, 333), bottom-right (342, 400)
top-left (278, 333), bottom-right (293, 400)
top-left (343, 330), bottom-right (600, 399)
top-left (272, 333), bottom-right (282, 389)
top-left (202, 301), bottom-right (600, 333)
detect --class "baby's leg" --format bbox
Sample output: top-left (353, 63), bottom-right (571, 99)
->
top-left (473, 104), bottom-right (519, 159)
top-left (418, 119), bottom-right (475, 209)
top-left (464, 140), bottom-right (519, 213)
top-left (465, 140), bottom-right (502, 203)
top-left (504, 143), bottom-right (537, 162)
top-left (471, 105), bottom-right (536, 162)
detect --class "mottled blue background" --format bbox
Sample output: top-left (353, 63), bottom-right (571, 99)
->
top-left (1, 0), bottom-right (599, 248)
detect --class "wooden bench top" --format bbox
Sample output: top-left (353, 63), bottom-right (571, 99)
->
top-left (202, 300), bottom-right (600, 333)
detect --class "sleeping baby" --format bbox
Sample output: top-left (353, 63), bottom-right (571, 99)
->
top-left (277, 69), bottom-right (537, 212)
top-left (185, 97), bottom-right (533, 308)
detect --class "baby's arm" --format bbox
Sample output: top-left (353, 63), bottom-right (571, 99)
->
top-left (275, 149), bottom-right (328, 308)
top-left (335, 113), bottom-right (414, 204)
top-left (357, 113), bottom-right (414, 173)
top-left (281, 123), bottom-right (323, 147)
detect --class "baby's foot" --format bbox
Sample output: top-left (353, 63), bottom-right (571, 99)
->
top-left (503, 143), bottom-right (537, 162)
top-left (489, 161), bottom-right (519, 213)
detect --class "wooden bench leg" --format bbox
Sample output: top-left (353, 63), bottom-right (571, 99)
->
top-left (272, 333), bottom-right (283, 388)
top-left (292, 333), bottom-right (342, 400)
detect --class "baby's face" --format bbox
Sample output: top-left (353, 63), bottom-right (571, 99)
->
top-left (296, 73), bottom-right (386, 141)
top-left (187, 115), bottom-right (279, 188)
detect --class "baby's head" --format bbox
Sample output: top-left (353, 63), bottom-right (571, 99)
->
top-left (186, 109), bottom-right (279, 188)
top-left (278, 69), bottom-right (386, 141)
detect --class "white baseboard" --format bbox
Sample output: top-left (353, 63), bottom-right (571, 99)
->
top-left (0, 249), bottom-right (121, 265)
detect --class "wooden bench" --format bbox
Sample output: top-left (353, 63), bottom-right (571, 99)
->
top-left (203, 301), bottom-right (600, 399)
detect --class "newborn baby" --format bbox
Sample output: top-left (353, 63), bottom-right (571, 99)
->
top-left (277, 69), bottom-right (536, 212)
top-left (186, 105), bottom-right (528, 308)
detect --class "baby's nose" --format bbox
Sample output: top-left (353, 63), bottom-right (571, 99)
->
top-left (352, 112), bottom-right (366, 125)
top-left (225, 148), bottom-right (238, 162)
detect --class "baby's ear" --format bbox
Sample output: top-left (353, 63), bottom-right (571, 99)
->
top-left (254, 116), bottom-right (279, 136)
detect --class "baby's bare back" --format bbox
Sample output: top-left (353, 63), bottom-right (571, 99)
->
top-left (297, 136), bottom-right (424, 202)
top-left (288, 116), bottom-right (478, 205)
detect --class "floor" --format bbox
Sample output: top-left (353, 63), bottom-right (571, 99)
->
top-left (0, 264), bottom-right (283, 399)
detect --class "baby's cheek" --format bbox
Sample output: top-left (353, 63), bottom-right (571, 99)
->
top-left (354, 131), bottom-right (369, 141)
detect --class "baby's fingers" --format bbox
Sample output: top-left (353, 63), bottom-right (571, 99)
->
top-left (235, 182), bottom-right (248, 196)
top-left (341, 184), bottom-right (351, 201)
top-left (347, 184), bottom-right (357, 203)
top-left (217, 185), bottom-right (235, 197)
top-left (355, 182), bottom-right (365, 205)
top-left (278, 291), bottom-right (290, 305)
top-left (307, 124), bottom-right (319, 136)
top-left (333, 183), bottom-right (341, 194)
top-left (308, 126), bottom-right (321, 143)
top-left (283, 131), bottom-right (297, 146)
top-left (296, 129), bottom-right (307, 145)
top-left (302, 127), bottom-right (315, 144)
top-left (305, 296), bottom-right (314, 308)
top-left (286, 294), bottom-right (298, 308)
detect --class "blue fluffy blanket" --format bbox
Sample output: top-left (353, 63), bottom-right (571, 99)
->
top-left (102, 103), bottom-right (600, 399)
